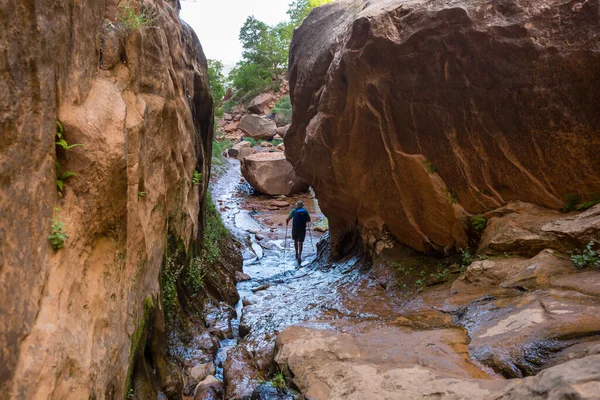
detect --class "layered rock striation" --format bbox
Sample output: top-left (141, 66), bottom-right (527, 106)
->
top-left (0, 0), bottom-right (239, 398)
top-left (285, 0), bottom-right (600, 255)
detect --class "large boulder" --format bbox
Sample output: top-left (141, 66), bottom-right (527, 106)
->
top-left (248, 92), bottom-right (275, 114)
top-left (285, 0), bottom-right (600, 255)
top-left (239, 115), bottom-right (277, 140)
top-left (241, 152), bottom-right (309, 196)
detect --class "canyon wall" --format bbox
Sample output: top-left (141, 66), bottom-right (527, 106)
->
top-left (285, 0), bottom-right (600, 255)
top-left (0, 0), bottom-right (236, 398)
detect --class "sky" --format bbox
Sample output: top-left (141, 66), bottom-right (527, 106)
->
top-left (180, 0), bottom-right (293, 69)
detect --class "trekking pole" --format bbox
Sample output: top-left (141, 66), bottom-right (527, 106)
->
top-left (283, 223), bottom-right (288, 259)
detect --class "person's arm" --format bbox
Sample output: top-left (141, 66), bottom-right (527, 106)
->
top-left (286, 209), bottom-right (295, 224)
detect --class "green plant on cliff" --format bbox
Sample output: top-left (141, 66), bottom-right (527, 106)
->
top-left (270, 371), bottom-right (287, 390)
top-left (444, 188), bottom-right (459, 205)
top-left (423, 159), bottom-right (438, 173)
top-left (118, 1), bottom-right (156, 30)
top-left (192, 170), bottom-right (202, 186)
top-left (272, 95), bottom-right (292, 124)
top-left (460, 248), bottom-right (473, 266)
top-left (162, 246), bottom-right (183, 320)
top-left (571, 241), bottom-right (600, 269)
top-left (55, 121), bottom-right (83, 150)
top-left (470, 214), bottom-right (487, 232)
top-left (185, 256), bottom-right (206, 295)
top-left (563, 193), bottom-right (600, 212)
top-left (55, 162), bottom-right (77, 193)
top-left (48, 216), bottom-right (69, 250)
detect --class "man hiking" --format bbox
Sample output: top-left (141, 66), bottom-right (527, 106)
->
top-left (286, 200), bottom-right (311, 262)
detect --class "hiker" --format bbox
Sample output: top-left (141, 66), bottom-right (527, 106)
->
top-left (286, 200), bottom-right (311, 262)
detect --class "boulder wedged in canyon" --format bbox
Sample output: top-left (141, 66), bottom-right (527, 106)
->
top-left (241, 152), bottom-right (310, 196)
top-left (0, 0), bottom-right (240, 398)
top-left (285, 0), bottom-right (600, 255)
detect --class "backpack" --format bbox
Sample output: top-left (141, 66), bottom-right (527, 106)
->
top-left (293, 207), bottom-right (309, 229)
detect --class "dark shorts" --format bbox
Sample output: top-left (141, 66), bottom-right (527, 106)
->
top-left (292, 226), bottom-right (306, 242)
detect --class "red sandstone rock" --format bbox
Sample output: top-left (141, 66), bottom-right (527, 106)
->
top-left (285, 0), bottom-right (600, 255)
top-left (241, 153), bottom-right (309, 196)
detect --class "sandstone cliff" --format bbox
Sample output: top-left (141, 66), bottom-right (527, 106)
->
top-left (0, 0), bottom-right (239, 398)
top-left (285, 0), bottom-right (600, 255)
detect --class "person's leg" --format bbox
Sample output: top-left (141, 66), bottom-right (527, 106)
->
top-left (298, 241), bottom-right (303, 259)
top-left (294, 240), bottom-right (299, 258)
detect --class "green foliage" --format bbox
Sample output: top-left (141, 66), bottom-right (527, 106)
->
top-left (162, 247), bottom-right (183, 320)
top-left (444, 188), bottom-right (458, 205)
top-left (48, 217), bottom-right (69, 250)
top-left (272, 95), bottom-right (292, 124)
top-left (212, 139), bottom-right (233, 176)
top-left (270, 372), bottom-right (286, 390)
top-left (137, 191), bottom-right (146, 199)
top-left (54, 121), bottom-right (81, 192)
top-left (423, 160), bottom-right (438, 173)
top-left (215, 107), bottom-right (224, 118)
top-left (287, 0), bottom-right (333, 26)
top-left (223, 100), bottom-right (236, 113)
top-left (118, 1), bottom-right (156, 30)
top-left (192, 170), bottom-right (202, 186)
top-left (563, 193), bottom-right (600, 212)
top-left (461, 248), bottom-right (473, 266)
top-left (271, 139), bottom-right (283, 147)
top-left (185, 256), bottom-right (206, 295)
top-left (571, 241), bottom-right (600, 269)
top-left (471, 214), bottom-right (487, 232)
top-left (208, 59), bottom-right (227, 105)
top-left (55, 162), bottom-right (77, 192)
top-left (242, 137), bottom-right (257, 146)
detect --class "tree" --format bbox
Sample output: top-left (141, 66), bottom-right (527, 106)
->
top-left (207, 59), bottom-right (226, 104)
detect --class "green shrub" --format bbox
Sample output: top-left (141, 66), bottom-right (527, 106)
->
top-left (242, 137), bottom-right (257, 146)
top-left (471, 214), bottom-right (487, 232)
top-left (444, 188), bottom-right (458, 205)
top-left (223, 100), bottom-right (236, 113)
top-left (48, 217), bottom-right (68, 250)
top-left (215, 107), bottom-right (224, 118)
top-left (571, 241), bottom-right (600, 269)
top-left (118, 1), bottom-right (156, 29)
top-left (270, 372), bottom-right (286, 390)
top-left (185, 256), bottom-right (206, 295)
top-left (272, 95), bottom-right (292, 124)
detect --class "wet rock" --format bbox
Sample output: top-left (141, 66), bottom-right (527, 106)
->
top-left (189, 363), bottom-right (216, 385)
top-left (235, 271), bottom-right (252, 282)
top-left (450, 250), bottom-right (600, 378)
top-left (479, 202), bottom-right (600, 256)
top-left (248, 92), bottom-right (275, 114)
top-left (274, 321), bottom-right (504, 399)
top-left (251, 284), bottom-right (271, 293)
top-left (285, 0), bottom-right (600, 255)
top-left (239, 115), bottom-right (277, 140)
top-left (242, 298), bottom-right (254, 307)
top-left (223, 347), bottom-right (262, 399)
top-left (241, 153), bottom-right (309, 196)
top-left (496, 354), bottom-right (600, 399)
top-left (193, 376), bottom-right (223, 400)
top-left (251, 383), bottom-right (296, 400)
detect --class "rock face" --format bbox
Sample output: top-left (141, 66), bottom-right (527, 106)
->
top-left (239, 114), bottom-right (277, 140)
top-left (227, 141), bottom-right (255, 160)
top-left (241, 153), bottom-right (309, 196)
top-left (0, 0), bottom-right (240, 398)
top-left (285, 0), bottom-right (600, 255)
